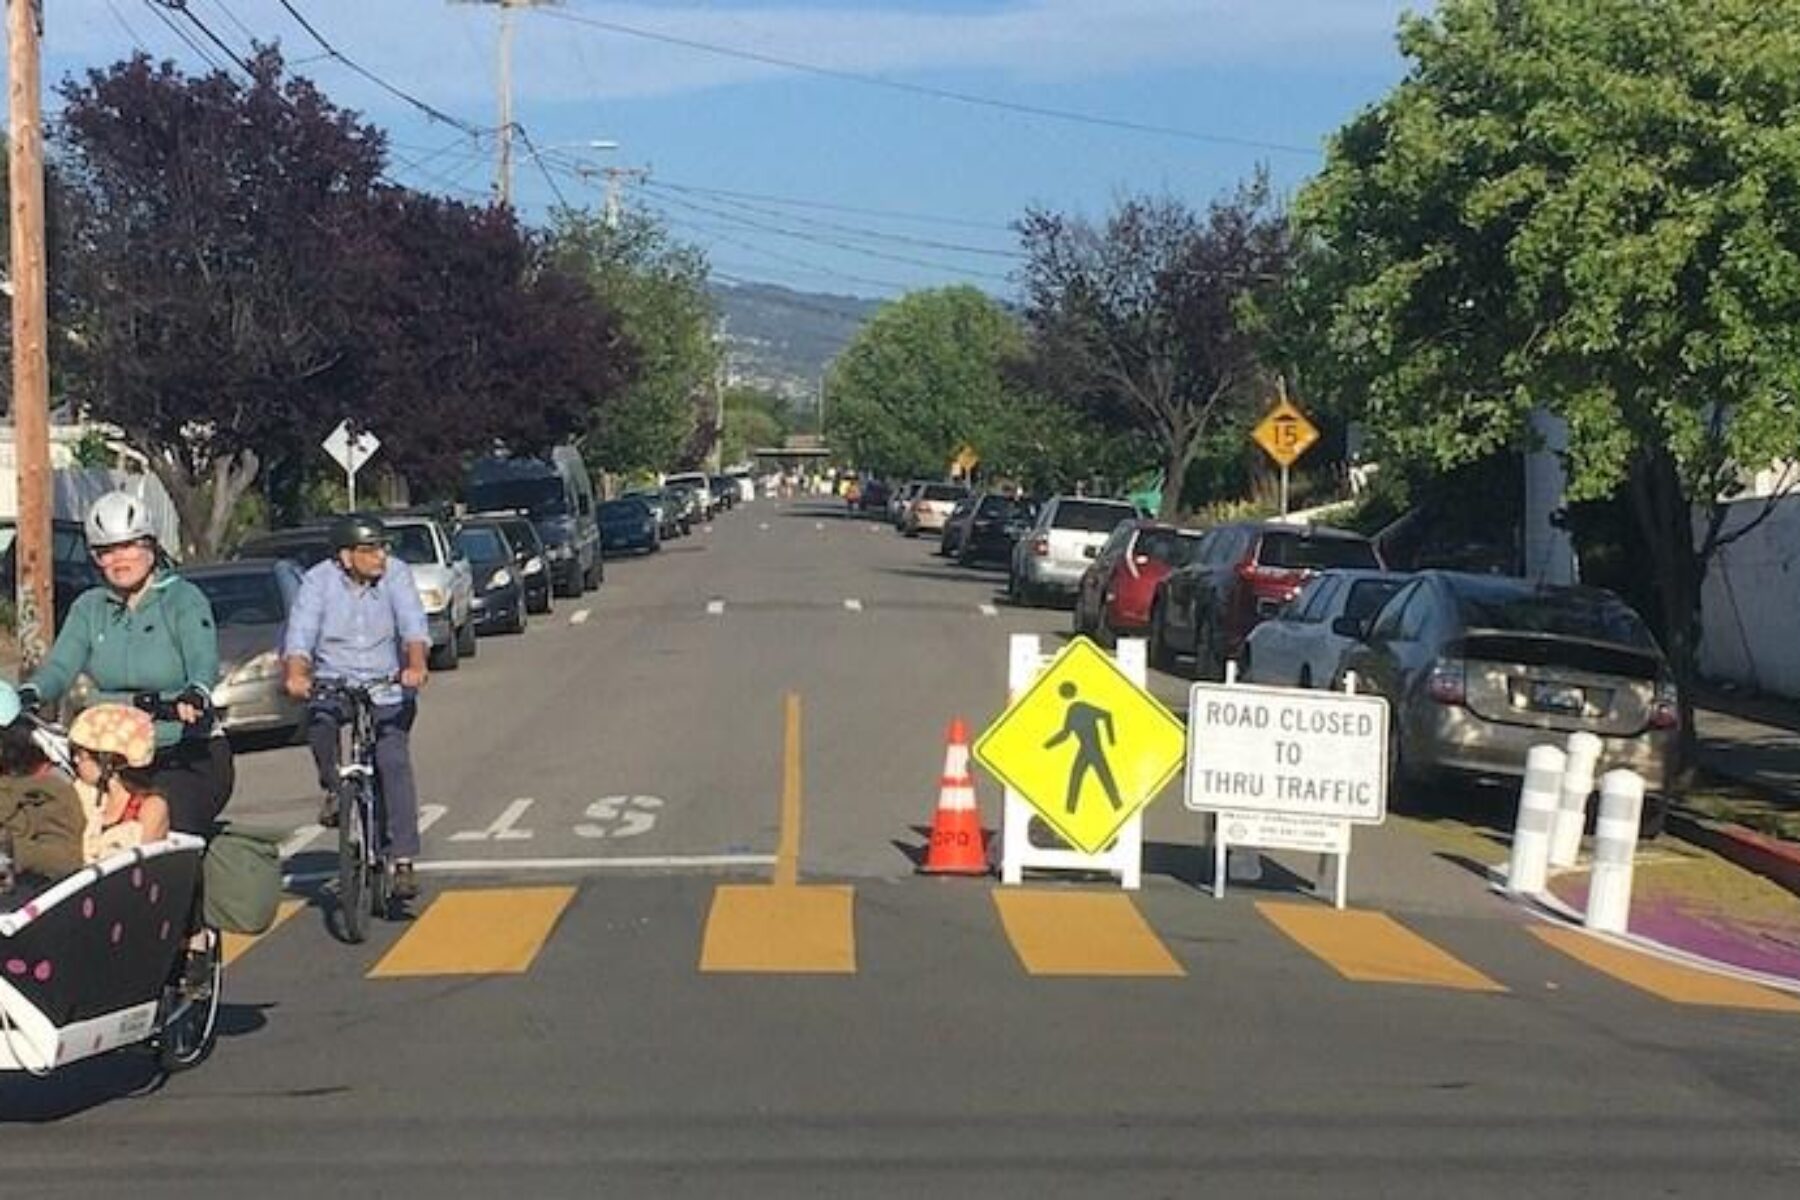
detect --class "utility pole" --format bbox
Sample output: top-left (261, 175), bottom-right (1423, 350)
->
top-left (602, 165), bottom-right (649, 229)
top-left (8, 0), bottom-right (53, 670)
top-left (451, 0), bottom-right (561, 206)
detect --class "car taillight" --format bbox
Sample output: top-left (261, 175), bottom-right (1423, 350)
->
top-left (1649, 683), bottom-right (1680, 731)
top-left (1426, 658), bottom-right (1467, 706)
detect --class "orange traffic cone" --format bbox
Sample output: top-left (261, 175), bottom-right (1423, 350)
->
top-left (921, 717), bottom-right (989, 875)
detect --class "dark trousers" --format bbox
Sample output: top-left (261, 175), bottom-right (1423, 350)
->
top-left (148, 735), bottom-right (235, 836)
top-left (307, 697), bottom-right (421, 860)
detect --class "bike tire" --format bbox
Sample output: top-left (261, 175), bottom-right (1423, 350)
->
top-left (337, 780), bottom-right (367, 944)
top-left (156, 933), bottom-right (222, 1072)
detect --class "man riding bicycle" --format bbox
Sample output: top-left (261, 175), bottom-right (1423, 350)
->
top-left (282, 514), bottom-right (429, 901)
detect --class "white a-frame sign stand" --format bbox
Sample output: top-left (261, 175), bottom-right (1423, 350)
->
top-left (999, 633), bottom-right (1145, 891)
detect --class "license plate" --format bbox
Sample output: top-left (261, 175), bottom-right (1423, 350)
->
top-left (1531, 681), bottom-right (1585, 713)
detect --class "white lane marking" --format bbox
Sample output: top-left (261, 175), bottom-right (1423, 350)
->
top-left (814, 522), bottom-right (825, 531)
top-left (758, 522), bottom-right (770, 531)
top-left (448, 798), bottom-right (536, 842)
top-left (575, 795), bottom-right (664, 840)
top-left (706, 599), bottom-right (726, 616)
top-left (281, 853), bottom-right (779, 885)
top-left (979, 603), bottom-right (999, 617)
top-left (418, 803), bottom-right (448, 835)
top-left (844, 598), bottom-right (863, 612)
top-left (570, 608), bottom-right (591, 625)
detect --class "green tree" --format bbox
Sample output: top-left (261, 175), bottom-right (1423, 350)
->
top-left (720, 384), bottom-right (791, 466)
top-left (1295, 0), bottom-right (1800, 756)
top-left (547, 208), bottom-right (720, 475)
top-left (825, 286), bottom-right (1038, 480)
top-left (1016, 178), bottom-right (1295, 520)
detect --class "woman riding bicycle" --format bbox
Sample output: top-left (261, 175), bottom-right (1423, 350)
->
top-left (17, 491), bottom-right (233, 837)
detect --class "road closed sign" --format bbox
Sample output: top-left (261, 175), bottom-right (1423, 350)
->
top-left (1184, 683), bottom-right (1389, 824)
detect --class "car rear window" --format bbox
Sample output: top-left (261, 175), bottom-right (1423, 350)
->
top-left (1135, 529), bottom-right (1203, 566)
top-left (1344, 578), bottom-right (1405, 622)
top-left (1449, 580), bottom-right (1657, 649)
top-left (1257, 531), bottom-right (1380, 570)
top-left (1053, 501), bottom-right (1137, 533)
top-left (601, 499), bottom-right (649, 519)
top-left (922, 484), bottom-right (967, 502)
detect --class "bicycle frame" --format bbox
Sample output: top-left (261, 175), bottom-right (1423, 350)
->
top-left (318, 681), bottom-right (395, 941)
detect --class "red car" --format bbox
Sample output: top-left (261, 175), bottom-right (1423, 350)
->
top-left (1072, 521), bottom-right (1205, 641)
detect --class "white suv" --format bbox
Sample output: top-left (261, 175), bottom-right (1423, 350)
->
top-left (1008, 496), bottom-right (1141, 606)
top-left (384, 514), bottom-right (477, 670)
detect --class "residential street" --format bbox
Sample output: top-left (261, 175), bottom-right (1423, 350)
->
top-left (5, 498), bottom-right (1798, 1197)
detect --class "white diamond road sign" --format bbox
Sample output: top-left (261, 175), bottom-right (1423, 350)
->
top-left (322, 420), bottom-right (380, 477)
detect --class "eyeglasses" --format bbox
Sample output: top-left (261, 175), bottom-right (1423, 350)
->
top-left (350, 542), bottom-right (389, 554)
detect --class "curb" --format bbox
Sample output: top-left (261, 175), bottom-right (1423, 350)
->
top-left (1667, 807), bottom-right (1800, 901)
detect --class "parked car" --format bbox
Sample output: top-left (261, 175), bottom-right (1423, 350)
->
top-left (469, 510), bottom-right (554, 615)
top-left (1336, 571), bottom-right (1681, 833)
top-left (1240, 569), bottom-right (1410, 688)
top-left (1151, 521), bottom-right (1382, 679)
top-left (853, 479), bottom-right (891, 515)
top-left (0, 517), bottom-right (103, 629)
top-left (890, 480), bottom-right (928, 527)
top-left (384, 512), bottom-right (477, 670)
top-left (455, 519), bottom-right (528, 636)
top-left (900, 482), bottom-right (969, 538)
top-left (234, 523), bottom-right (335, 569)
top-left (956, 493), bottom-right (1038, 567)
top-left (177, 558), bottom-right (306, 738)
top-left (664, 472), bottom-right (717, 520)
top-left (936, 495), bottom-right (980, 556)
top-left (625, 488), bottom-right (687, 540)
top-left (1008, 496), bottom-right (1140, 606)
top-left (599, 497), bottom-right (660, 556)
top-left (1072, 521), bottom-right (1206, 642)
top-left (666, 484), bottom-right (707, 530)
top-left (464, 447), bottom-right (601, 598)
top-left (709, 475), bottom-right (739, 512)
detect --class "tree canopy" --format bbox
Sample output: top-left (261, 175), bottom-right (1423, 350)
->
top-left (1016, 178), bottom-right (1294, 519)
top-left (1294, 0), bottom-right (1800, 744)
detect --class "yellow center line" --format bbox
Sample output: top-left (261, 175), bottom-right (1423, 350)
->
top-left (775, 691), bottom-right (802, 887)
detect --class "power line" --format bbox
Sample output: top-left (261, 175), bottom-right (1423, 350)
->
top-left (511, 123), bottom-right (571, 211)
top-left (139, 0), bottom-right (227, 72)
top-left (202, 0), bottom-right (256, 43)
top-left (273, 0), bottom-right (490, 138)
top-left (635, 177), bottom-right (1016, 234)
top-left (646, 203), bottom-right (914, 295)
top-left (534, 7), bottom-right (1321, 157)
top-left (643, 180), bottom-right (1023, 261)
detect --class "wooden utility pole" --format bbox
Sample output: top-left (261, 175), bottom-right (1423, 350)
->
top-left (451, 0), bottom-right (562, 207)
top-left (8, 0), bottom-right (53, 670)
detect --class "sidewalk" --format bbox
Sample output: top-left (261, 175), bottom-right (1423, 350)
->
top-left (1681, 702), bottom-right (1800, 898)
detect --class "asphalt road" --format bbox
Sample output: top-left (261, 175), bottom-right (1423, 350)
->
top-left (4, 497), bottom-right (1799, 1197)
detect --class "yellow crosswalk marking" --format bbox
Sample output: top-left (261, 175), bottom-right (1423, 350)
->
top-left (993, 890), bottom-right (1184, 977)
top-left (368, 887), bottom-right (575, 978)
top-left (1532, 927), bottom-right (1800, 1012)
top-left (700, 885), bottom-right (856, 973)
top-left (1257, 902), bottom-right (1505, 992)
top-left (221, 898), bottom-right (305, 966)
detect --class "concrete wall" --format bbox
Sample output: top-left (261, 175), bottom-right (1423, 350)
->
top-left (1699, 493), bottom-right (1800, 697)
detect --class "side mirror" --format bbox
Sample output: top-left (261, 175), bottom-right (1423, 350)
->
top-left (1332, 615), bottom-right (1367, 641)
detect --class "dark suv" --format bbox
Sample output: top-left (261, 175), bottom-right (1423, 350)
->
top-left (1151, 521), bottom-right (1382, 679)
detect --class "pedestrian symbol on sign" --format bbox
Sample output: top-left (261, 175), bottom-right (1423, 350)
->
top-left (1044, 682), bottom-right (1121, 814)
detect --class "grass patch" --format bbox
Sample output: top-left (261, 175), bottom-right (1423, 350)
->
top-left (1680, 774), bottom-right (1800, 841)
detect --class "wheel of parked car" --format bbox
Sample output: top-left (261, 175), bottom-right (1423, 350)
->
top-left (1297, 664), bottom-right (1313, 689)
top-left (1195, 618), bottom-right (1224, 682)
top-left (1148, 602), bottom-right (1172, 673)
top-left (456, 617), bottom-right (478, 660)
top-left (432, 631), bottom-right (460, 672)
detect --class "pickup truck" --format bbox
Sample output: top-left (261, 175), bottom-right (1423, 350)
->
top-left (383, 513), bottom-right (477, 670)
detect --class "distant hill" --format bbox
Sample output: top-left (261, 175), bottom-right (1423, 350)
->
top-left (710, 281), bottom-right (885, 402)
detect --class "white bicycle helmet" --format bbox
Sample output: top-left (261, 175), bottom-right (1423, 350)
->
top-left (85, 490), bottom-right (156, 550)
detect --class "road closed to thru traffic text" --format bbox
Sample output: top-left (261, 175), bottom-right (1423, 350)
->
top-left (1184, 683), bottom-right (1389, 824)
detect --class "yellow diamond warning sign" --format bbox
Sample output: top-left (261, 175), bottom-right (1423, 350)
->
top-left (1251, 397), bottom-right (1320, 469)
top-left (973, 637), bottom-right (1186, 855)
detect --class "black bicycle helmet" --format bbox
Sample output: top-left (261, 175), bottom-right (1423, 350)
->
top-left (328, 513), bottom-right (390, 551)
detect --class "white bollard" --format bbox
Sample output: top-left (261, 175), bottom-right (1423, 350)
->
top-left (1585, 769), bottom-right (1644, 934)
top-left (1507, 744), bottom-right (1565, 897)
top-left (1549, 732), bottom-right (1603, 868)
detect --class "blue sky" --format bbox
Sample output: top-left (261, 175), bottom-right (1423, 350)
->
top-left (33, 1), bottom-right (1423, 299)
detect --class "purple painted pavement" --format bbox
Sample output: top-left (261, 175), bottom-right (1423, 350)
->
top-left (1549, 874), bottom-right (1800, 984)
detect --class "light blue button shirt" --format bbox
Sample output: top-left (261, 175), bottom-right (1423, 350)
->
top-left (283, 557), bottom-right (430, 706)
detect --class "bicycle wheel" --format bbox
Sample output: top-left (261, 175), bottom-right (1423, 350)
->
top-left (337, 779), bottom-right (367, 944)
top-left (156, 932), bottom-right (222, 1072)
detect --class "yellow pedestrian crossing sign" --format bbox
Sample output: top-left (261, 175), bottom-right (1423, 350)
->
top-left (973, 637), bottom-right (1186, 855)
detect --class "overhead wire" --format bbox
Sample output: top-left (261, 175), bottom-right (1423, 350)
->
top-left (533, 7), bottom-right (1322, 157)
top-left (628, 177), bottom-right (1016, 234)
